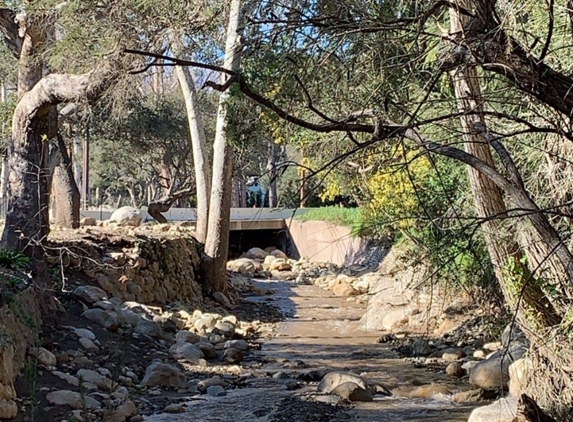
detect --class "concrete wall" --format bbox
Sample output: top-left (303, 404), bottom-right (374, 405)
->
top-left (286, 219), bottom-right (370, 266)
top-left (81, 207), bottom-right (310, 222)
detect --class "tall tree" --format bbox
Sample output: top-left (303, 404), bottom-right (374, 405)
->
top-left (202, 0), bottom-right (244, 293)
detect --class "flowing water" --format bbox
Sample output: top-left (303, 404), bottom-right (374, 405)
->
top-left (147, 278), bottom-right (477, 421)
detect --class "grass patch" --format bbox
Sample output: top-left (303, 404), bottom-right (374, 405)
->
top-left (295, 207), bottom-right (363, 235)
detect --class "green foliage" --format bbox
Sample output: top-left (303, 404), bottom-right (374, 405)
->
top-left (0, 249), bottom-right (30, 270)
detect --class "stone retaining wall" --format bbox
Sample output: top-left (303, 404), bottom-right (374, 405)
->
top-left (0, 288), bottom-right (41, 419)
top-left (47, 229), bottom-right (203, 307)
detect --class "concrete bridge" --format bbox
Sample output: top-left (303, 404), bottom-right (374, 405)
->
top-left (80, 207), bottom-right (372, 267)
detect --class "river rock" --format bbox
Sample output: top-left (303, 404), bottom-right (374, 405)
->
top-left (213, 291), bottom-right (232, 308)
top-left (82, 309), bottom-right (119, 330)
top-left (77, 369), bottom-right (114, 390)
top-left (73, 285), bottom-right (108, 304)
top-left (332, 282), bottom-right (357, 297)
top-left (164, 403), bottom-right (186, 413)
top-left (197, 341), bottom-right (217, 359)
top-left (245, 247), bottom-right (268, 260)
top-left (502, 323), bottom-right (528, 348)
top-left (412, 339), bottom-right (433, 356)
top-left (331, 382), bottom-right (373, 402)
top-left (170, 343), bottom-right (204, 363)
top-left (227, 258), bottom-right (257, 274)
top-left (133, 319), bottom-right (163, 338)
top-left (141, 362), bottom-right (187, 388)
top-left (213, 321), bottom-right (235, 337)
top-left (79, 337), bottom-right (98, 351)
top-left (468, 396), bottom-right (517, 422)
top-left (270, 259), bottom-right (292, 272)
top-left (469, 343), bottom-right (526, 389)
top-left (52, 371), bottom-right (80, 387)
top-left (224, 339), bottom-right (249, 351)
top-left (441, 348), bottom-right (465, 362)
top-left (175, 330), bottom-right (201, 344)
top-left (223, 347), bottom-right (243, 364)
top-left (509, 357), bottom-right (533, 396)
top-left (270, 249), bottom-right (288, 260)
top-left (37, 347), bottom-right (57, 367)
top-left (46, 390), bottom-right (101, 409)
top-left (105, 400), bottom-right (137, 422)
top-left (109, 206), bottom-right (142, 227)
top-left (198, 376), bottom-right (228, 392)
top-left (317, 371), bottom-right (368, 394)
top-left (72, 327), bottom-right (96, 341)
top-left (446, 362), bottom-right (465, 378)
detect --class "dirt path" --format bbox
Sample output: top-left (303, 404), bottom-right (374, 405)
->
top-left (146, 278), bottom-right (476, 422)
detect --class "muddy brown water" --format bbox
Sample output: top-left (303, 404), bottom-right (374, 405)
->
top-left (147, 279), bottom-right (477, 422)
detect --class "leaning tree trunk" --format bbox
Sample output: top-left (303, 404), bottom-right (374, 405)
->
top-left (148, 186), bottom-right (194, 224)
top-left (172, 35), bottom-right (212, 243)
top-left (449, 2), bottom-right (560, 329)
top-left (202, 0), bottom-right (243, 293)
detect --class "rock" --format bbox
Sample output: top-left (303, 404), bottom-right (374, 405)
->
top-left (196, 342), bottom-right (217, 359)
top-left (105, 400), bottom-right (137, 422)
top-left (332, 282), bottom-right (357, 297)
top-left (112, 386), bottom-right (130, 401)
top-left (224, 339), bottom-right (249, 351)
top-left (198, 376), bottom-right (228, 392)
top-left (0, 398), bottom-right (17, 419)
top-left (223, 347), bottom-right (243, 364)
top-left (502, 323), bottom-right (528, 348)
top-left (52, 371), bottom-right (80, 387)
top-left (406, 384), bottom-right (451, 398)
top-left (509, 358), bottom-right (533, 396)
top-left (473, 350), bottom-right (486, 359)
top-left (269, 259), bottom-right (292, 272)
top-left (213, 292), bottom-right (232, 308)
top-left (245, 247), bottom-right (268, 260)
top-left (454, 389), bottom-right (485, 403)
top-left (170, 342), bottom-right (204, 363)
top-left (194, 314), bottom-right (220, 332)
top-left (227, 258), bottom-right (257, 274)
top-left (213, 321), bottom-right (235, 337)
top-left (331, 382), bottom-right (373, 402)
top-left (72, 327), bottom-right (96, 341)
top-left (82, 309), bottom-right (119, 330)
top-left (73, 285), bottom-right (108, 304)
top-left (46, 390), bottom-right (101, 409)
top-left (141, 362), bottom-right (187, 389)
top-left (109, 206), bottom-right (142, 227)
top-left (37, 347), bottom-right (57, 367)
top-left (134, 319), bottom-right (163, 338)
top-left (270, 249), bottom-right (288, 260)
top-left (164, 403), bottom-right (186, 413)
top-left (263, 255), bottom-right (276, 269)
top-left (446, 362), bottom-right (465, 378)
top-left (352, 278), bottom-right (370, 294)
top-left (79, 337), bottom-right (99, 351)
top-left (80, 217), bottom-right (97, 227)
top-left (317, 371), bottom-right (368, 394)
top-left (175, 330), bottom-right (201, 344)
top-left (441, 348), bottom-right (466, 362)
top-left (209, 333), bottom-right (225, 344)
top-left (468, 396), bottom-right (517, 422)
top-left (206, 385), bottom-right (226, 396)
top-left (412, 339), bottom-right (433, 356)
top-left (77, 369), bottom-right (114, 390)
top-left (469, 343), bottom-right (527, 389)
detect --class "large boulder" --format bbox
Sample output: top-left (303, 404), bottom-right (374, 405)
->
top-left (509, 358), bottom-right (533, 396)
top-left (169, 343), bottom-right (204, 363)
top-left (227, 258), bottom-right (258, 274)
top-left (109, 206), bottom-right (143, 227)
top-left (468, 396), bottom-right (517, 422)
top-left (141, 362), bottom-right (187, 388)
top-left (317, 371), bottom-right (368, 394)
top-left (244, 247), bottom-right (268, 260)
top-left (331, 382), bottom-right (373, 402)
top-left (469, 343), bottom-right (527, 389)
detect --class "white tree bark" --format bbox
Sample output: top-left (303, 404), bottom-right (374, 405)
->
top-left (202, 0), bottom-right (243, 292)
top-left (173, 51), bottom-right (211, 242)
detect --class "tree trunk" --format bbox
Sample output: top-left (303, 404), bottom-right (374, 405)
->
top-left (148, 187), bottom-right (194, 224)
top-left (267, 140), bottom-right (278, 207)
top-left (202, 0), bottom-right (243, 293)
top-left (172, 36), bottom-right (211, 243)
top-left (449, 2), bottom-right (561, 329)
top-left (72, 135), bottom-right (82, 190)
top-left (51, 134), bottom-right (80, 228)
